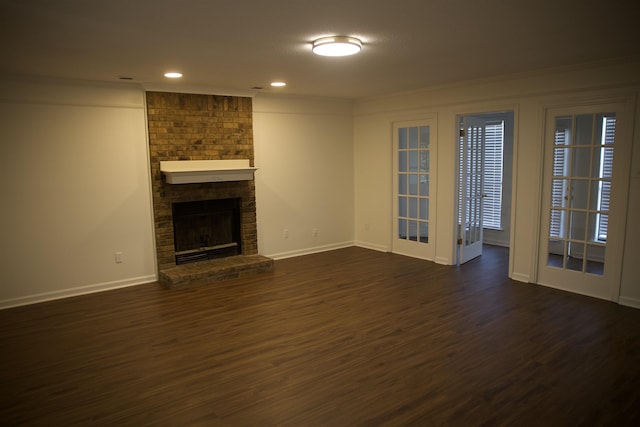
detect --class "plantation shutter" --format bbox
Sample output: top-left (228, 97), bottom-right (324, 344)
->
top-left (482, 121), bottom-right (504, 230)
top-left (597, 116), bottom-right (615, 241)
top-left (549, 126), bottom-right (568, 238)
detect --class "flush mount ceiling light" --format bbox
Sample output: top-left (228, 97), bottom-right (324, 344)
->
top-left (312, 36), bottom-right (362, 57)
top-left (164, 72), bottom-right (183, 78)
top-left (270, 81), bottom-right (286, 87)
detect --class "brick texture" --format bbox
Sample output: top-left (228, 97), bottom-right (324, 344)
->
top-left (146, 92), bottom-right (258, 272)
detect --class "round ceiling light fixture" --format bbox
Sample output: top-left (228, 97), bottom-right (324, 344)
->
top-left (312, 36), bottom-right (362, 57)
top-left (164, 72), bottom-right (183, 78)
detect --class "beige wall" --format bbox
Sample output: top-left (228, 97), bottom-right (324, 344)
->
top-left (2, 59), bottom-right (639, 309)
top-left (620, 102), bottom-right (640, 307)
top-left (353, 59), bottom-right (640, 308)
top-left (0, 81), bottom-right (356, 308)
top-left (0, 78), bottom-right (156, 308)
top-left (253, 95), bottom-right (355, 258)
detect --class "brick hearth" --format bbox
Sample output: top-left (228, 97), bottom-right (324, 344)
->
top-left (146, 92), bottom-right (273, 287)
top-left (159, 255), bottom-right (274, 289)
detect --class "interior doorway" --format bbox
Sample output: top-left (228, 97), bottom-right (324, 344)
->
top-left (456, 111), bottom-right (514, 264)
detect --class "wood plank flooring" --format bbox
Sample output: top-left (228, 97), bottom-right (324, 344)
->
top-left (1, 246), bottom-right (639, 426)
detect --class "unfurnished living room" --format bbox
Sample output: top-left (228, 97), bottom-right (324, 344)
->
top-left (1, 1), bottom-right (640, 425)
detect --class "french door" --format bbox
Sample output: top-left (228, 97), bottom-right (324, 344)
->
top-left (458, 116), bottom-right (486, 264)
top-left (392, 119), bottom-right (436, 260)
top-left (537, 102), bottom-right (632, 300)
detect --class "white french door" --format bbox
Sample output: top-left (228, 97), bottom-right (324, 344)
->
top-left (537, 102), bottom-right (632, 300)
top-left (458, 116), bottom-right (485, 264)
top-left (392, 119), bottom-right (436, 260)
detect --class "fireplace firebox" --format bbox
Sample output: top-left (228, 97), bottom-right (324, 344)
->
top-left (172, 198), bottom-right (241, 265)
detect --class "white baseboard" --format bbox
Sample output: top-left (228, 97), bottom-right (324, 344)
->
top-left (389, 249), bottom-right (434, 262)
top-left (434, 256), bottom-right (452, 265)
top-left (618, 296), bottom-right (640, 309)
top-left (482, 238), bottom-right (509, 248)
top-left (0, 275), bottom-right (158, 310)
top-left (354, 241), bottom-right (389, 253)
top-left (267, 241), bottom-right (355, 260)
top-left (510, 272), bottom-right (530, 283)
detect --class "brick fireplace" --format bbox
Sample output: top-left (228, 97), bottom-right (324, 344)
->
top-left (146, 92), bottom-right (273, 288)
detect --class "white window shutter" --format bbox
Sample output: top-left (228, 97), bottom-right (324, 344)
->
top-left (482, 121), bottom-right (504, 230)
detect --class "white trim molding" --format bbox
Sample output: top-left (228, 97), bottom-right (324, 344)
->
top-left (354, 241), bottom-right (389, 253)
top-left (0, 275), bottom-right (157, 310)
top-left (510, 272), bottom-right (531, 283)
top-left (618, 297), bottom-right (640, 310)
top-left (267, 242), bottom-right (354, 260)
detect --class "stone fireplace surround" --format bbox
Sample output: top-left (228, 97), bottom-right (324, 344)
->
top-left (146, 92), bottom-right (273, 288)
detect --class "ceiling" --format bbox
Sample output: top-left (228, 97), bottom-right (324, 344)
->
top-left (1, 0), bottom-right (639, 99)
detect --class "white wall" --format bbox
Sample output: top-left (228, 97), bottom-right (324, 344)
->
top-left (253, 95), bottom-right (355, 258)
top-left (353, 59), bottom-right (640, 308)
top-left (619, 101), bottom-right (640, 308)
top-left (3, 60), bottom-right (639, 310)
top-left (0, 77), bottom-right (156, 308)
top-left (0, 81), bottom-right (357, 308)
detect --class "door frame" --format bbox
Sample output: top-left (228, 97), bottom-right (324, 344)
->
top-left (452, 106), bottom-right (518, 274)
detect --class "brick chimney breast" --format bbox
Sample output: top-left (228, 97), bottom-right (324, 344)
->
top-left (146, 92), bottom-right (258, 272)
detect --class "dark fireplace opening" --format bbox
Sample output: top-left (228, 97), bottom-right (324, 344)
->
top-left (172, 198), bottom-right (241, 265)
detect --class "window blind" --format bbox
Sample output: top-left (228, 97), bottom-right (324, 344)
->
top-left (482, 121), bottom-right (504, 230)
top-left (596, 116), bottom-right (615, 242)
top-left (549, 126), bottom-right (569, 238)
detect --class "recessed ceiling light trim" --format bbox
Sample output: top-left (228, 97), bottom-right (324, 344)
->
top-left (312, 36), bottom-right (362, 57)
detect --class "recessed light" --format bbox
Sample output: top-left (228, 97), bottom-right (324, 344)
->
top-left (164, 72), bottom-right (183, 78)
top-left (270, 81), bottom-right (286, 87)
top-left (312, 36), bottom-right (362, 57)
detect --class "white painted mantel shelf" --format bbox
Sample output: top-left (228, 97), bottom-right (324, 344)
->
top-left (160, 159), bottom-right (257, 184)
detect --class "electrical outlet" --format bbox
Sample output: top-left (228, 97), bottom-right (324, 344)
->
top-left (283, 229), bottom-right (289, 239)
top-left (115, 252), bottom-right (123, 263)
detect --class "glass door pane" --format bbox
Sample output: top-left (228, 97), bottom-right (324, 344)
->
top-left (397, 124), bottom-right (430, 244)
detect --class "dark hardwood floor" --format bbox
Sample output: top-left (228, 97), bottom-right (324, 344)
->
top-left (1, 246), bottom-right (639, 426)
